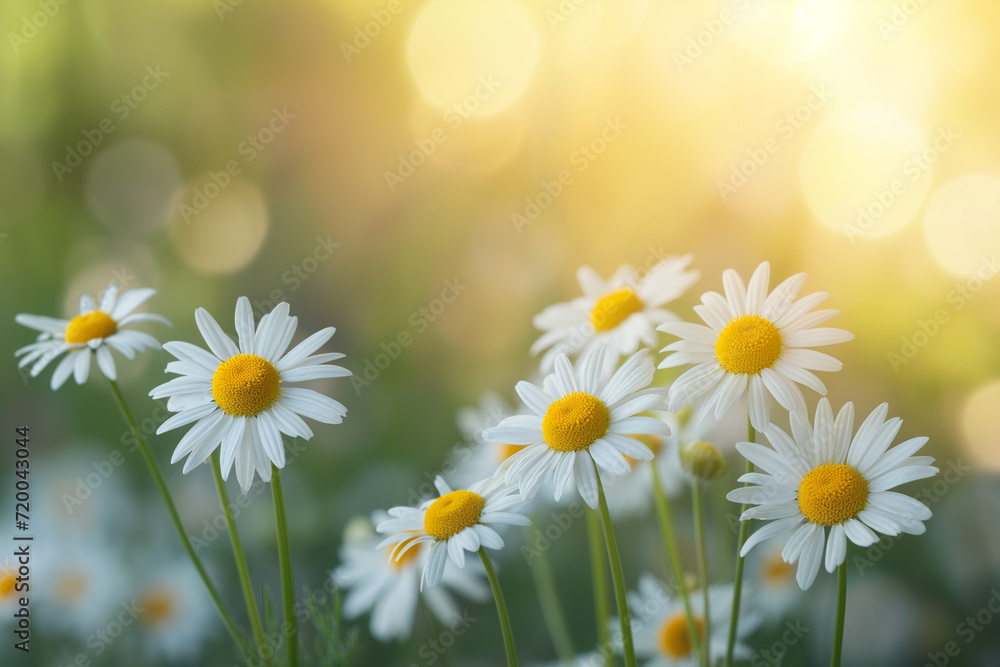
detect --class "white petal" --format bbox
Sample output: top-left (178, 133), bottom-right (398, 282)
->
top-left (278, 387), bottom-right (347, 424)
top-left (157, 403), bottom-right (219, 434)
top-left (195, 307), bottom-right (239, 360)
top-left (275, 327), bottom-right (336, 371)
top-left (740, 515), bottom-right (803, 557)
top-left (110, 288), bottom-right (157, 320)
top-left (575, 453), bottom-right (599, 508)
top-left (219, 416), bottom-right (247, 479)
top-left (824, 523), bottom-right (846, 573)
top-left (843, 517), bottom-right (879, 546)
top-left (73, 349), bottom-right (91, 384)
top-left (235, 297), bottom-right (256, 354)
top-left (482, 415), bottom-right (543, 445)
top-left (256, 410), bottom-right (287, 469)
top-left (95, 346), bottom-right (117, 380)
top-left (796, 525), bottom-right (826, 589)
top-left (515, 381), bottom-right (551, 416)
top-left (280, 364), bottom-right (351, 382)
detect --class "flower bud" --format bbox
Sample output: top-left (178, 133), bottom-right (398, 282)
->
top-left (680, 441), bottom-right (727, 481)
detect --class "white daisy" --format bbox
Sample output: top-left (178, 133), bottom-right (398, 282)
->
top-left (448, 391), bottom-right (525, 490)
top-left (621, 574), bottom-right (759, 667)
top-left (376, 476), bottom-right (530, 590)
top-left (15, 283), bottom-right (168, 390)
top-left (532, 257), bottom-right (699, 376)
top-left (333, 513), bottom-right (489, 642)
top-left (728, 398), bottom-right (938, 590)
top-left (35, 538), bottom-right (127, 640)
top-left (150, 297), bottom-right (350, 492)
top-left (658, 261), bottom-right (853, 431)
top-left (482, 347), bottom-right (669, 509)
top-left (133, 560), bottom-right (216, 662)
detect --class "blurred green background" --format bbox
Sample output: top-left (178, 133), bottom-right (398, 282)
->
top-left (2, 0), bottom-right (1000, 665)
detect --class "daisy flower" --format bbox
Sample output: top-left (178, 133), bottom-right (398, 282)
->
top-left (448, 391), bottom-right (525, 490)
top-left (532, 257), bottom-right (699, 376)
top-left (133, 561), bottom-right (216, 662)
top-left (333, 513), bottom-right (489, 642)
top-left (150, 297), bottom-right (349, 492)
top-left (482, 347), bottom-right (669, 509)
top-left (728, 398), bottom-right (938, 589)
top-left (376, 476), bottom-right (530, 590)
top-left (658, 261), bottom-right (853, 431)
top-left (621, 574), bottom-right (759, 666)
top-left (15, 283), bottom-right (168, 390)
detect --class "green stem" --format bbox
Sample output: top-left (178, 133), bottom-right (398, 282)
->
top-left (831, 564), bottom-right (847, 667)
top-left (594, 461), bottom-right (636, 667)
top-left (692, 480), bottom-right (710, 667)
top-left (211, 452), bottom-right (269, 666)
top-left (106, 379), bottom-right (247, 652)
top-left (479, 547), bottom-right (518, 667)
top-left (525, 526), bottom-right (575, 664)
top-left (651, 463), bottom-right (702, 665)
top-left (725, 414), bottom-right (756, 667)
top-left (272, 466), bottom-right (298, 667)
top-left (586, 508), bottom-right (612, 667)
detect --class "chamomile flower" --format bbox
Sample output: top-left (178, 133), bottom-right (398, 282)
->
top-left (133, 561), bottom-right (216, 662)
top-left (448, 392), bottom-right (525, 489)
top-left (658, 261), bottom-right (852, 431)
top-left (151, 297), bottom-right (349, 492)
top-left (532, 257), bottom-right (699, 376)
top-left (483, 347), bottom-right (669, 509)
top-left (729, 398), bottom-right (938, 590)
top-left (376, 476), bottom-right (530, 590)
top-left (15, 283), bottom-right (168, 390)
top-left (621, 574), bottom-right (759, 666)
top-left (36, 538), bottom-right (126, 640)
top-left (333, 513), bottom-right (489, 641)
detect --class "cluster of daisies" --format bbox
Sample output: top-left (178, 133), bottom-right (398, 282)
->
top-left (14, 255), bottom-right (937, 666)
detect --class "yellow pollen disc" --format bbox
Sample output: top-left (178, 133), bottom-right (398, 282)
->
top-left (497, 443), bottom-right (526, 463)
top-left (56, 572), bottom-right (87, 603)
top-left (657, 612), bottom-right (705, 659)
top-left (762, 553), bottom-right (795, 584)
top-left (387, 536), bottom-right (423, 570)
top-left (542, 392), bottom-right (610, 452)
top-left (65, 311), bottom-right (117, 344)
top-left (798, 463), bottom-right (869, 526)
top-left (0, 572), bottom-right (15, 598)
top-left (424, 490), bottom-right (485, 540)
top-left (140, 589), bottom-right (175, 626)
top-left (715, 314), bottom-right (782, 375)
top-left (211, 354), bottom-right (281, 417)
top-left (590, 288), bottom-right (644, 332)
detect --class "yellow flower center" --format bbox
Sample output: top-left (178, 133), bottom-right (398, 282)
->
top-left (211, 354), bottom-right (281, 417)
top-left (496, 444), bottom-right (526, 463)
top-left (590, 288), bottom-right (644, 332)
top-left (139, 589), bottom-right (175, 626)
top-left (387, 536), bottom-right (423, 570)
top-left (424, 490), bottom-right (485, 540)
top-left (55, 572), bottom-right (87, 604)
top-left (542, 392), bottom-right (610, 452)
top-left (0, 571), bottom-right (16, 599)
top-left (762, 552), bottom-right (795, 584)
top-left (65, 311), bottom-right (117, 344)
top-left (657, 612), bottom-right (705, 659)
top-left (798, 463), bottom-right (869, 526)
top-left (715, 314), bottom-right (783, 375)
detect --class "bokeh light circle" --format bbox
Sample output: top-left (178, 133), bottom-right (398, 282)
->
top-left (799, 108), bottom-right (930, 239)
top-left (85, 140), bottom-right (182, 235)
top-left (169, 179), bottom-right (268, 274)
top-left (960, 380), bottom-right (1000, 472)
top-left (923, 173), bottom-right (1000, 277)
top-left (406, 0), bottom-right (539, 117)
